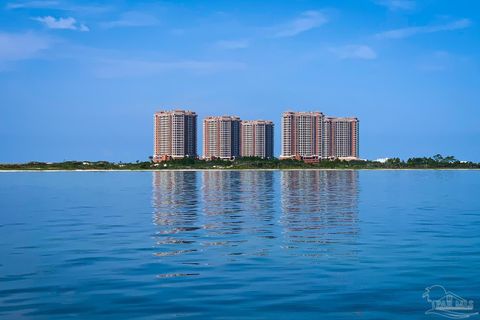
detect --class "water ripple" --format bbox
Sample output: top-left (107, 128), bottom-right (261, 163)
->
top-left (0, 170), bottom-right (479, 319)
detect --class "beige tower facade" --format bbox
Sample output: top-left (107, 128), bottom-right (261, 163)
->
top-left (203, 116), bottom-right (241, 159)
top-left (281, 111), bottom-right (359, 160)
top-left (241, 120), bottom-right (274, 158)
top-left (323, 117), bottom-right (359, 159)
top-left (153, 110), bottom-right (197, 162)
top-left (281, 111), bottom-right (324, 159)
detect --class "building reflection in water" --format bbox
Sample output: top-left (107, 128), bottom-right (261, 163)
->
top-left (152, 171), bottom-right (199, 229)
top-left (151, 170), bottom-right (359, 275)
top-left (280, 170), bottom-right (359, 257)
top-left (152, 171), bottom-right (200, 274)
top-left (152, 170), bottom-right (277, 272)
top-left (201, 171), bottom-right (276, 256)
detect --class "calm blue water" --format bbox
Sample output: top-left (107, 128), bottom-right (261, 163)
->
top-left (1, 170), bottom-right (480, 319)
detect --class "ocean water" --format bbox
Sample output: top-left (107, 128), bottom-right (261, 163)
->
top-left (1, 170), bottom-right (479, 319)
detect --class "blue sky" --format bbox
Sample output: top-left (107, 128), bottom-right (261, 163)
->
top-left (1, 0), bottom-right (479, 162)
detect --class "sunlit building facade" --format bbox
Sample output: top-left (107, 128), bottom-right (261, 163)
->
top-left (280, 111), bottom-right (324, 159)
top-left (203, 116), bottom-right (241, 159)
top-left (323, 117), bottom-right (359, 159)
top-left (241, 120), bottom-right (274, 159)
top-left (153, 110), bottom-right (197, 162)
top-left (281, 111), bottom-right (359, 160)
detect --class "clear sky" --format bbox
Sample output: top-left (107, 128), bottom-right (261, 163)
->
top-left (1, 0), bottom-right (479, 162)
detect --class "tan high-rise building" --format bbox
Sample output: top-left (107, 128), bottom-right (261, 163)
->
top-left (281, 111), bottom-right (324, 159)
top-left (323, 117), bottom-right (359, 159)
top-left (241, 120), bottom-right (274, 158)
top-left (153, 110), bottom-right (197, 162)
top-left (281, 111), bottom-right (359, 160)
top-left (203, 116), bottom-right (241, 159)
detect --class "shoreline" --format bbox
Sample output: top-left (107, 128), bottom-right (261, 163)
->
top-left (1, 168), bottom-right (480, 172)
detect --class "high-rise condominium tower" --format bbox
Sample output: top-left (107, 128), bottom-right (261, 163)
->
top-left (280, 111), bottom-right (324, 159)
top-left (281, 111), bottom-right (359, 159)
top-left (241, 120), bottom-right (274, 158)
top-left (323, 117), bottom-right (359, 159)
top-left (153, 110), bottom-right (197, 162)
top-left (203, 116), bottom-right (241, 159)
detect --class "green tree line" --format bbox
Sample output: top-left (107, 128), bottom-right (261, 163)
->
top-left (0, 154), bottom-right (479, 170)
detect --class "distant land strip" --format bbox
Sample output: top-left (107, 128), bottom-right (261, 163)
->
top-left (1, 155), bottom-right (479, 170)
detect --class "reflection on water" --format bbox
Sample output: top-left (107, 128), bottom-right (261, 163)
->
top-left (2, 171), bottom-right (480, 319)
top-left (152, 171), bottom-right (279, 268)
top-left (152, 170), bottom-right (359, 266)
top-left (152, 171), bottom-right (199, 232)
top-left (202, 171), bottom-right (275, 236)
top-left (280, 170), bottom-right (359, 256)
top-left (152, 171), bottom-right (200, 273)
